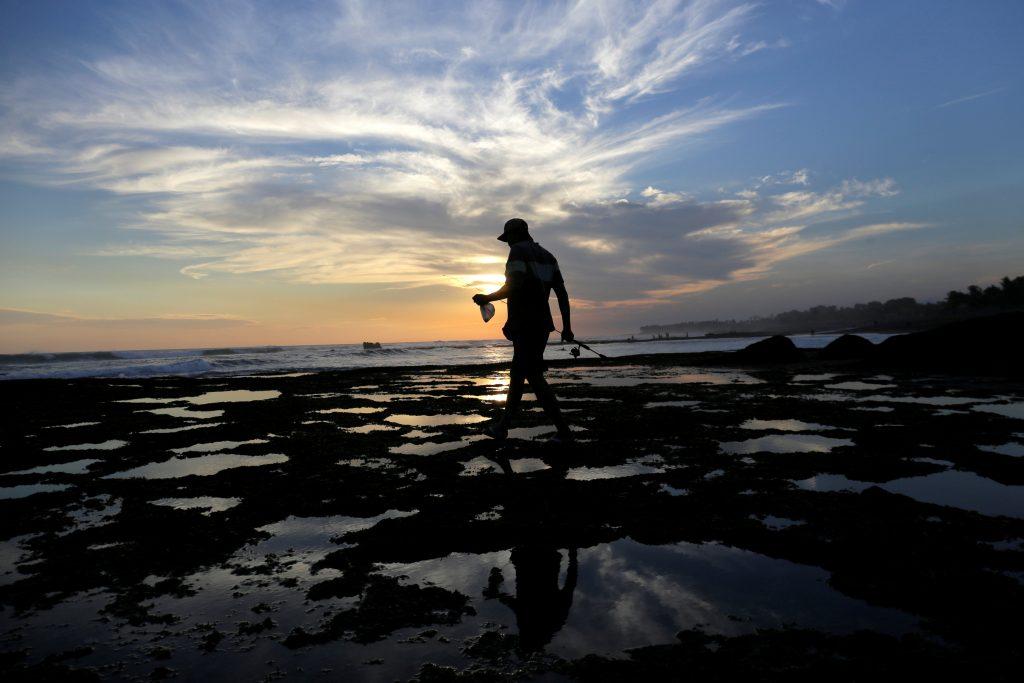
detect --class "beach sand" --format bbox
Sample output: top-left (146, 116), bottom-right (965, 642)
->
top-left (2, 353), bottom-right (1023, 680)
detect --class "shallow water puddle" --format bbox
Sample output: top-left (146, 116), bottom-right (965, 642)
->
top-left (376, 538), bottom-right (917, 659)
top-left (390, 435), bottom-right (488, 456)
top-left (460, 393), bottom-right (508, 403)
top-left (754, 515), bottom-right (806, 530)
top-left (317, 406), bottom-right (385, 414)
top-left (42, 421), bottom-right (101, 429)
top-left (0, 534), bottom-right (39, 586)
top-left (145, 406), bottom-right (224, 419)
top-left (171, 438), bottom-right (270, 454)
top-left (551, 367), bottom-right (762, 387)
top-left (761, 516), bottom-right (806, 532)
top-left (808, 393), bottom-right (993, 407)
top-left (385, 413), bottom-right (488, 427)
top-left (973, 402), bottom-right (1024, 420)
top-left (826, 381), bottom-right (896, 391)
top-left (6, 459), bottom-right (100, 476)
top-left (402, 429), bottom-right (443, 439)
top-left (460, 456), bottom-right (502, 476)
top-left (740, 418), bottom-right (835, 432)
top-left (149, 497), bottom-right (242, 514)
top-left (792, 474), bottom-right (874, 493)
top-left (661, 484), bottom-right (689, 496)
top-left (187, 390), bottom-right (281, 404)
top-left (509, 458), bottom-right (551, 474)
top-left (860, 394), bottom-right (995, 406)
top-left (645, 400), bottom-right (700, 408)
top-left (880, 470), bottom-right (1024, 519)
top-left (721, 434), bottom-right (854, 454)
top-left (566, 461), bottom-right (663, 480)
top-left (354, 392), bottom-right (443, 403)
top-left (0, 483), bottom-right (72, 499)
top-left (255, 509), bottom-right (417, 555)
top-left (795, 470), bottom-right (1024, 518)
top-left (978, 442), bottom-right (1024, 457)
top-left (104, 453), bottom-right (288, 479)
top-left (337, 457), bottom-right (393, 469)
top-left (345, 424), bottom-right (400, 434)
top-left (506, 425), bottom-right (556, 440)
top-left (792, 373), bottom-right (838, 382)
top-left (140, 422), bottom-right (223, 434)
top-left (120, 389), bottom-right (280, 405)
top-left (43, 439), bottom-right (127, 452)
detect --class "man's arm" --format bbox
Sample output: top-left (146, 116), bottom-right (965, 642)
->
top-left (553, 281), bottom-right (573, 342)
top-left (472, 272), bottom-right (522, 305)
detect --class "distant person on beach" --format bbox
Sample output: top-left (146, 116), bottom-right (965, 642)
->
top-left (473, 218), bottom-right (573, 443)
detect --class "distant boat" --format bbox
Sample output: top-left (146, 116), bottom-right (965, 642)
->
top-left (362, 341), bottom-right (382, 350)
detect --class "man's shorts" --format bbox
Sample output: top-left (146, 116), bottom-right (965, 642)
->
top-left (510, 331), bottom-right (550, 375)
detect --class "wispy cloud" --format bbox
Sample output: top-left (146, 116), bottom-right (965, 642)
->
top-left (936, 86), bottom-right (1008, 109)
top-left (1, 0), bottom-right (914, 309)
top-left (0, 308), bottom-right (254, 327)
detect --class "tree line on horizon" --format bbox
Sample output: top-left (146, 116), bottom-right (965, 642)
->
top-left (640, 275), bottom-right (1024, 335)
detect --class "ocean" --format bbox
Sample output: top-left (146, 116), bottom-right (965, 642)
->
top-left (0, 333), bottom-right (894, 380)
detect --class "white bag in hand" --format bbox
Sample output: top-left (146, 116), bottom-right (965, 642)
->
top-left (480, 303), bottom-right (495, 323)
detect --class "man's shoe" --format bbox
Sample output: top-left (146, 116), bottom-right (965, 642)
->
top-left (483, 422), bottom-right (508, 441)
top-left (548, 431), bottom-right (574, 445)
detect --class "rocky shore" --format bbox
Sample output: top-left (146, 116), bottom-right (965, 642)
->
top-left (1, 325), bottom-right (1023, 680)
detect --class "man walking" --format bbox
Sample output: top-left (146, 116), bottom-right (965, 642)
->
top-left (473, 218), bottom-right (573, 443)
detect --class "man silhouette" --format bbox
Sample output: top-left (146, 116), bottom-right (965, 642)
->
top-left (492, 545), bottom-right (578, 652)
top-left (473, 218), bottom-right (573, 443)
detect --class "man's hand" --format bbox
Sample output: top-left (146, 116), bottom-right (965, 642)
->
top-left (561, 328), bottom-right (575, 343)
top-left (472, 293), bottom-right (489, 306)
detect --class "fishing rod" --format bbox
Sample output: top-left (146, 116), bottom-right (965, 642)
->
top-left (554, 328), bottom-right (608, 360)
top-left (477, 301), bottom-right (607, 360)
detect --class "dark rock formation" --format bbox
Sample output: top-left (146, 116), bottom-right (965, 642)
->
top-left (875, 311), bottom-right (1022, 373)
top-left (736, 335), bottom-right (803, 363)
top-left (820, 334), bottom-right (875, 360)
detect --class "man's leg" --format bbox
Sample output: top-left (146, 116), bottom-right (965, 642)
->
top-left (499, 368), bottom-right (526, 430)
top-left (526, 372), bottom-right (570, 438)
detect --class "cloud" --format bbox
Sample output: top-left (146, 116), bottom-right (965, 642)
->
top-left (936, 86), bottom-right (1008, 109)
top-left (0, 1), bottom-right (916, 311)
top-left (0, 308), bottom-right (254, 327)
top-left (757, 168), bottom-right (810, 187)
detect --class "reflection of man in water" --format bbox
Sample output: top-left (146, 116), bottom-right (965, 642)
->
top-left (473, 217), bottom-right (573, 443)
top-left (490, 545), bottom-right (578, 652)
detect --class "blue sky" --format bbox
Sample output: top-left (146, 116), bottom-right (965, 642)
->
top-left (1, 0), bottom-right (1022, 351)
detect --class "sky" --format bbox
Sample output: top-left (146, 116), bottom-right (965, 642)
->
top-left (1, 0), bottom-right (1022, 352)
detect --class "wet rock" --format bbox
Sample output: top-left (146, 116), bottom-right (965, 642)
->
top-left (1, 662), bottom-right (101, 682)
top-left (148, 646), bottom-right (172, 660)
top-left (874, 312), bottom-right (1023, 373)
top-left (3, 354), bottom-right (1024, 679)
top-left (736, 335), bottom-right (803, 363)
top-left (43, 647), bottom-right (94, 663)
top-left (198, 630), bottom-right (223, 652)
top-left (562, 628), bottom-right (983, 681)
top-left (820, 334), bottom-right (875, 360)
top-left (283, 575), bottom-right (473, 646)
top-left (461, 630), bottom-right (519, 661)
top-left (237, 617), bottom-right (275, 635)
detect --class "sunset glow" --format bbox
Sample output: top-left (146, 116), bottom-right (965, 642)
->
top-left (2, 1), bottom-right (1022, 352)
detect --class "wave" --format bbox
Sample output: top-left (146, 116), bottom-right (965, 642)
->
top-left (0, 357), bottom-right (215, 380)
top-left (0, 351), bottom-right (122, 364)
top-left (361, 347), bottom-right (413, 355)
top-left (202, 346), bottom-right (283, 356)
